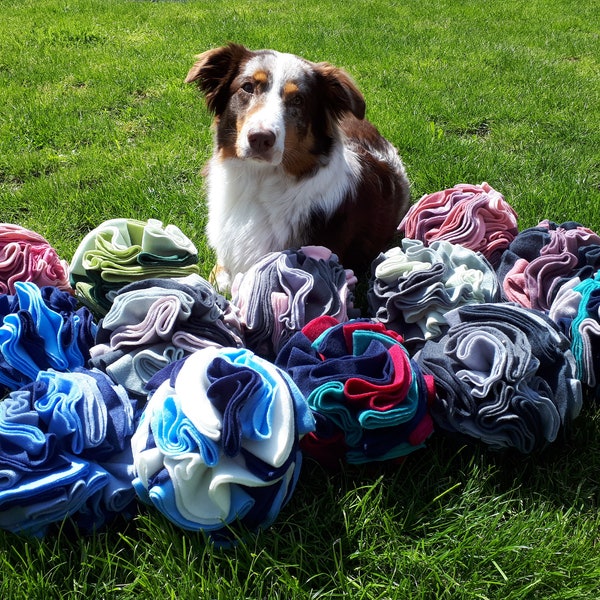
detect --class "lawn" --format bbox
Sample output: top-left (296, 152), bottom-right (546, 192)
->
top-left (1, 0), bottom-right (600, 598)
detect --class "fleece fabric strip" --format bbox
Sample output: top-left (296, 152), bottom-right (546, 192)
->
top-left (397, 183), bottom-right (518, 267)
top-left (131, 347), bottom-right (314, 542)
top-left (368, 239), bottom-right (500, 350)
top-left (275, 316), bottom-right (434, 468)
top-left (231, 246), bottom-right (359, 361)
top-left (0, 223), bottom-right (72, 295)
top-left (0, 368), bottom-right (137, 537)
top-left (549, 270), bottom-right (600, 390)
top-left (0, 282), bottom-right (97, 395)
top-left (497, 220), bottom-right (600, 312)
top-left (69, 218), bottom-right (200, 316)
top-left (415, 303), bottom-right (582, 453)
top-left (89, 274), bottom-right (244, 401)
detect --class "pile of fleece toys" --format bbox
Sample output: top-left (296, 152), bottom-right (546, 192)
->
top-left (0, 182), bottom-right (598, 544)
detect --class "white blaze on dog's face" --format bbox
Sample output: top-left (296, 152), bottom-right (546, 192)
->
top-left (186, 44), bottom-right (366, 179)
top-left (185, 44), bottom-right (411, 291)
top-left (231, 52), bottom-right (310, 165)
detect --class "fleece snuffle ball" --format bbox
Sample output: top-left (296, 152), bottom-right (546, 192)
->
top-left (397, 182), bottom-right (518, 268)
top-left (368, 239), bottom-right (500, 350)
top-left (0, 282), bottom-right (97, 395)
top-left (549, 270), bottom-right (600, 391)
top-left (496, 220), bottom-right (600, 312)
top-left (0, 223), bottom-right (72, 294)
top-left (69, 218), bottom-right (200, 316)
top-left (0, 367), bottom-right (137, 537)
top-left (415, 303), bottom-right (582, 453)
top-left (231, 246), bottom-right (359, 360)
top-left (88, 274), bottom-right (244, 401)
top-left (275, 316), bottom-right (434, 468)
top-left (130, 346), bottom-right (314, 541)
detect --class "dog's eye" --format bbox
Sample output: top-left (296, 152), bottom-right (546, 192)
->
top-left (289, 95), bottom-right (304, 106)
top-left (241, 82), bottom-right (254, 94)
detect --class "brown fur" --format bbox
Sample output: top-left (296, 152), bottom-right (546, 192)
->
top-left (186, 44), bottom-right (411, 280)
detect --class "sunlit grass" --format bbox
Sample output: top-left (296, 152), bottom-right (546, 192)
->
top-left (1, 0), bottom-right (599, 597)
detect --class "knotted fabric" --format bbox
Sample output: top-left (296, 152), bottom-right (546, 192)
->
top-left (0, 368), bottom-right (136, 536)
top-left (89, 274), bottom-right (244, 401)
top-left (0, 282), bottom-right (97, 395)
top-left (231, 246), bottom-right (359, 360)
top-left (368, 239), bottom-right (500, 350)
top-left (397, 183), bottom-right (518, 267)
top-left (131, 347), bottom-right (314, 542)
top-left (549, 270), bottom-right (600, 390)
top-left (497, 220), bottom-right (600, 311)
top-left (0, 223), bottom-right (72, 295)
top-left (415, 303), bottom-right (582, 453)
top-left (275, 316), bottom-right (434, 468)
top-left (69, 218), bottom-right (199, 316)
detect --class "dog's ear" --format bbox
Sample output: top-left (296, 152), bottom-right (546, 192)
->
top-left (314, 63), bottom-right (366, 121)
top-left (185, 43), bottom-right (250, 115)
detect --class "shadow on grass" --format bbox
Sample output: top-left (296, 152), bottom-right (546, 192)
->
top-left (1, 397), bottom-right (599, 599)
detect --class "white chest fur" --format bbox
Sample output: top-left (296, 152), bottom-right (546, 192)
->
top-left (205, 142), bottom-right (361, 285)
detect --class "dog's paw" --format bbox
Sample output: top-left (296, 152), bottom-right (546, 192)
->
top-left (209, 263), bottom-right (232, 295)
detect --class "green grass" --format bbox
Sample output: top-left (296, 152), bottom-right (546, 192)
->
top-left (1, 0), bottom-right (600, 597)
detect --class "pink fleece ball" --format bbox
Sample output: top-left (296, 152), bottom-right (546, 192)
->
top-left (0, 224), bottom-right (72, 294)
top-left (398, 182), bottom-right (518, 267)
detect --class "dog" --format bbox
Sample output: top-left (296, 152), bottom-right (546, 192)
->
top-left (185, 43), bottom-right (411, 291)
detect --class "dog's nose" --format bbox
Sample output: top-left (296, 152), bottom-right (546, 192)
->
top-left (248, 130), bottom-right (276, 154)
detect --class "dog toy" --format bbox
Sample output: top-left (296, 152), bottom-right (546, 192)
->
top-left (0, 223), bottom-right (71, 295)
top-left (131, 347), bottom-right (314, 542)
top-left (88, 274), bottom-right (244, 401)
top-left (275, 316), bottom-right (434, 468)
top-left (368, 239), bottom-right (500, 351)
top-left (231, 246), bottom-right (359, 360)
top-left (415, 302), bottom-right (582, 453)
top-left (0, 282), bottom-right (96, 395)
top-left (398, 182), bottom-right (518, 267)
top-left (496, 220), bottom-right (600, 311)
top-left (0, 368), bottom-right (137, 536)
top-left (69, 218), bottom-right (199, 316)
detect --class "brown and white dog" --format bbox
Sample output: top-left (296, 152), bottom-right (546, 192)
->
top-left (185, 43), bottom-right (411, 291)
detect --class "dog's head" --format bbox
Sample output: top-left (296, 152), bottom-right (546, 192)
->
top-left (185, 43), bottom-right (366, 177)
